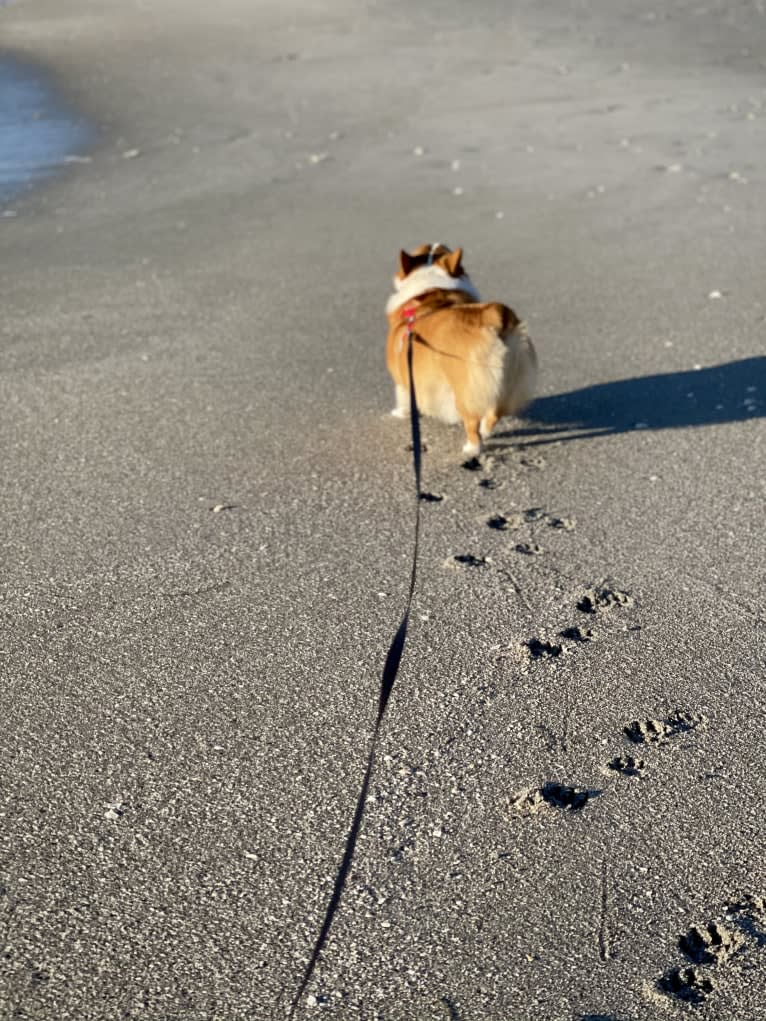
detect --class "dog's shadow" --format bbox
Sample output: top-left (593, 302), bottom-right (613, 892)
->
top-left (494, 357), bottom-right (766, 446)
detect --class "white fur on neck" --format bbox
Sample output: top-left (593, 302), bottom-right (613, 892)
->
top-left (385, 264), bottom-right (481, 314)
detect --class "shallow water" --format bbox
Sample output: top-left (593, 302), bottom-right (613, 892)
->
top-left (0, 55), bottom-right (93, 206)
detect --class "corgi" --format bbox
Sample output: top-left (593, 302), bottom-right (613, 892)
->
top-left (385, 243), bottom-right (537, 455)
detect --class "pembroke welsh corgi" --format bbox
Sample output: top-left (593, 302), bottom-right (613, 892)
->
top-left (385, 243), bottom-right (537, 455)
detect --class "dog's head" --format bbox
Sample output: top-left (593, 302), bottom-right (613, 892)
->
top-left (396, 243), bottom-right (465, 282)
top-left (386, 242), bottom-right (481, 315)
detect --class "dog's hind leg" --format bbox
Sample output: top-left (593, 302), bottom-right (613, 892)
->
top-left (480, 409), bottom-right (499, 440)
top-left (390, 384), bottom-right (409, 418)
top-left (461, 414), bottom-right (482, 456)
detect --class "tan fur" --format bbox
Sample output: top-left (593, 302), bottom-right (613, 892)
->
top-left (386, 245), bottom-right (537, 454)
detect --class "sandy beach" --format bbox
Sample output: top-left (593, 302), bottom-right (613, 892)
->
top-left (1, 1), bottom-right (765, 1018)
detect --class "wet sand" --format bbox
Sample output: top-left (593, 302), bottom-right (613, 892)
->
top-left (0, 53), bottom-right (92, 203)
top-left (1, 1), bottom-right (765, 1018)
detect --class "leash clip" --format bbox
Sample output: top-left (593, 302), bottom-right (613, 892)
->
top-left (402, 305), bottom-right (417, 328)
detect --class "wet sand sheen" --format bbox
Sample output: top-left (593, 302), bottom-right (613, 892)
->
top-left (0, 54), bottom-right (92, 206)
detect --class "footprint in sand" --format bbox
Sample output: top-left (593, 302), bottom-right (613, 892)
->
top-left (577, 586), bottom-right (634, 614)
top-left (548, 515), bottom-right (576, 531)
top-left (486, 513), bottom-right (523, 531)
top-left (559, 625), bottom-right (595, 643)
top-left (654, 896), bottom-right (765, 1007)
top-left (515, 541), bottom-right (545, 556)
top-left (605, 711), bottom-right (703, 776)
top-left (679, 920), bottom-right (744, 965)
top-left (446, 553), bottom-right (489, 569)
top-left (623, 711), bottom-right (705, 745)
top-left (524, 638), bottom-right (564, 660)
top-left (657, 965), bottom-right (716, 1005)
top-left (606, 754), bottom-right (645, 777)
top-left (509, 782), bottom-right (600, 816)
top-left (518, 584), bottom-right (632, 666)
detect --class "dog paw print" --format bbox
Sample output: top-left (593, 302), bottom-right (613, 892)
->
top-left (446, 554), bottom-right (489, 569)
top-left (559, 626), bottom-right (595, 643)
top-left (524, 638), bottom-right (563, 660)
top-left (548, 515), bottom-right (576, 531)
top-left (624, 711), bottom-right (704, 745)
top-left (486, 513), bottom-right (523, 531)
top-left (732, 893), bottom-right (766, 921)
top-left (522, 507), bottom-right (575, 530)
top-left (515, 541), bottom-right (544, 556)
top-left (577, 587), bottom-right (634, 614)
top-left (680, 921), bottom-right (743, 965)
top-left (658, 966), bottom-right (715, 1005)
top-left (510, 782), bottom-right (599, 816)
top-left (606, 754), bottom-right (645, 777)
top-left (654, 896), bottom-right (764, 1008)
top-left (606, 711), bottom-right (702, 777)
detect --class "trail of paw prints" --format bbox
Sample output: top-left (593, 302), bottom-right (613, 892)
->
top-left (483, 505), bottom-right (577, 557)
top-left (509, 781), bottom-right (601, 816)
top-left (653, 895), bottom-right (766, 1008)
top-left (603, 711), bottom-right (706, 779)
top-left (512, 584), bottom-right (632, 667)
top-left (516, 596), bottom-right (629, 669)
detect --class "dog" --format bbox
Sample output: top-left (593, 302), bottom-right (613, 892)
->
top-left (385, 243), bottom-right (537, 455)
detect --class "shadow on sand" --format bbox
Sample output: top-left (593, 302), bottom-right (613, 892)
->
top-left (496, 357), bottom-right (766, 447)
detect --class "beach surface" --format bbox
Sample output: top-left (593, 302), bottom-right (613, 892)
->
top-left (1, 1), bottom-right (765, 1018)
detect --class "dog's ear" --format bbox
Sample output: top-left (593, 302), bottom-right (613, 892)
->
top-left (399, 249), bottom-right (417, 276)
top-left (442, 247), bottom-right (464, 276)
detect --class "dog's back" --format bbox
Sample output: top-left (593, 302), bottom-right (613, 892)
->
top-left (399, 302), bottom-right (535, 421)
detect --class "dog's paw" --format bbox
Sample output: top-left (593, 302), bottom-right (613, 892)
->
top-left (463, 440), bottom-right (481, 456)
top-left (390, 407), bottom-right (409, 419)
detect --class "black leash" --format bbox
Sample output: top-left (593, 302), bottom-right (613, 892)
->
top-left (288, 322), bottom-right (422, 1017)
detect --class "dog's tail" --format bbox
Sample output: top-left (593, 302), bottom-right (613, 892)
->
top-left (479, 302), bottom-right (528, 340)
top-left (480, 303), bottom-right (537, 417)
